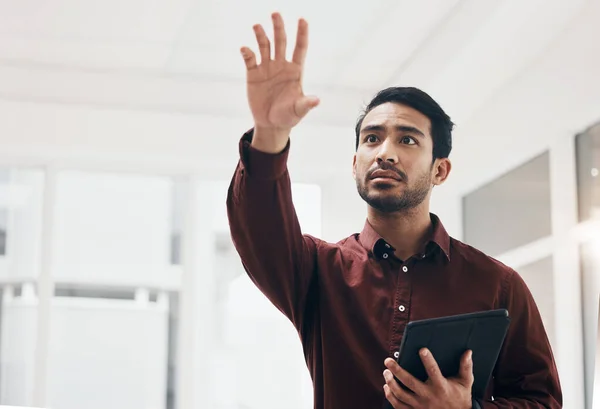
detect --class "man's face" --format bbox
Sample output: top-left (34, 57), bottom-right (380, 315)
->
top-left (352, 102), bottom-right (450, 213)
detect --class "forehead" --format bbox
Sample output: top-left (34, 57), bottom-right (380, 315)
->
top-left (361, 103), bottom-right (431, 135)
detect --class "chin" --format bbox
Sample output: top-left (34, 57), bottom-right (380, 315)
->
top-left (365, 191), bottom-right (402, 206)
top-left (368, 183), bottom-right (404, 194)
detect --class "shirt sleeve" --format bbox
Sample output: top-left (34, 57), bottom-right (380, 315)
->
top-left (480, 270), bottom-right (563, 408)
top-left (226, 129), bottom-right (318, 330)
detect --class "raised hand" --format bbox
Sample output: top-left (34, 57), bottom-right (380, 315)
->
top-left (240, 13), bottom-right (319, 153)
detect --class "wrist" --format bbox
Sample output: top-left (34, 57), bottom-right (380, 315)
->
top-left (251, 126), bottom-right (291, 154)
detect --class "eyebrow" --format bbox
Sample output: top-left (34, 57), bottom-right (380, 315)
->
top-left (360, 124), bottom-right (426, 138)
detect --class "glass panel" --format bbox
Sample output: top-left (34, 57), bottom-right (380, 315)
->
top-left (0, 167), bottom-right (45, 407)
top-left (463, 152), bottom-right (552, 256)
top-left (580, 239), bottom-right (600, 409)
top-left (575, 121), bottom-right (600, 222)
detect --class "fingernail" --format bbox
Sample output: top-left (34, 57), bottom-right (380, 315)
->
top-left (421, 348), bottom-right (429, 357)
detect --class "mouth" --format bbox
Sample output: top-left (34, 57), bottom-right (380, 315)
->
top-left (369, 170), bottom-right (402, 182)
top-left (371, 176), bottom-right (400, 182)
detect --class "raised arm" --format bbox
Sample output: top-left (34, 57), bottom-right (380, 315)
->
top-left (226, 13), bottom-right (320, 329)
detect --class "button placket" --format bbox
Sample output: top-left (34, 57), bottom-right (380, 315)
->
top-left (389, 251), bottom-right (412, 357)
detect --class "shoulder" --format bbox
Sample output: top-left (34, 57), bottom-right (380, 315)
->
top-left (449, 237), bottom-right (518, 284)
top-left (303, 233), bottom-right (368, 259)
top-left (449, 239), bottom-right (531, 307)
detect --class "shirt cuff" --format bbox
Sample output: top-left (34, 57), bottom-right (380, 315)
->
top-left (238, 128), bottom-right (290, 180)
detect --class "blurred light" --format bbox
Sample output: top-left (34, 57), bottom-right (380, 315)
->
top-left (592, 168), bottom-right (599, 177)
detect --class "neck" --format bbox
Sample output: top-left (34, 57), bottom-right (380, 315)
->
top-left (367, 203), bottom-right (433, 261)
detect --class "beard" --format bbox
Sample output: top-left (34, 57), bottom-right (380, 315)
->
top-left (356, 168), bottom-right (431, 213)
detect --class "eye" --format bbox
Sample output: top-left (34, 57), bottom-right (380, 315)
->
top-left (365, 134), bottom-right (379, 144)
top-left (401, 136), bottom-right (417, 145)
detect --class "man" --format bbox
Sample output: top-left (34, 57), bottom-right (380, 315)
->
top-left (226, 12), bottom-right (562, 409)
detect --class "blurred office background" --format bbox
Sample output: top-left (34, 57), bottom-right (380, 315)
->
top-left (0, 0), bottom-right (598, 409)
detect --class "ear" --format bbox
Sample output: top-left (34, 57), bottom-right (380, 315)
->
top-left (352, 154), bottom-right (357, 180)
top-left (432, 158), bottom-right (451, 186)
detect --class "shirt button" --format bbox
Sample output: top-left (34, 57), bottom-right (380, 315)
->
top-left (394, 351), bottom-right (400, 359)
top-left (398, 305), bottom-right (406, 312)
top-left (402, 266), bottom-right (408, 273)
top-left (383, 253), bottom-right (389, 259)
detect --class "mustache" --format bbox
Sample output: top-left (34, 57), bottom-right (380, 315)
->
top-left (366, 161), bottom-right (407, 181)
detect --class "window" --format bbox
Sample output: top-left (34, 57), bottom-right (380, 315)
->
top-left (575, 121), bottom-right (600, 222)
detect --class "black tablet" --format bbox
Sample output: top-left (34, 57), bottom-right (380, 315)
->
top-left (391, 309), bottom-right (510, 400)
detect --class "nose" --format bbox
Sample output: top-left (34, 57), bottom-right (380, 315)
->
top-left (376, 139), bottom-right (398, 164)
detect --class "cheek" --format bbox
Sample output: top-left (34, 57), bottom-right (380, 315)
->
top-left (405, 161), bottom-right (432, 181)
top-left (354, 158), bottom-right (368, 176)
top-left (358, 163), bottom-right (372, 180)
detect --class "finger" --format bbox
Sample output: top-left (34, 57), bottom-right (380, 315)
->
top-left (272, 12), bottom-right (287, 60)
top-left (458, 350), bottom-right (474, 386)
top-left (419, 349), bottom-right (445, 387)
top-left (384, 358), bottom-right (426, 397)
top-left (383, 385), bottom-right (412, 409)
top-left (240, 47), bottom-right (257, 70)
top-left (383, 369), bottom-right (420, 407)
top-left (253, 24), bottom-right (271, 63)
top-left (294, 95), bottom-right (320, 118)
top-left (292, 18), bottom-right (308, 66)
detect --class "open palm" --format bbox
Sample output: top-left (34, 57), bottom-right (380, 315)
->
top-left (241, 13), bottom-right (319, 130)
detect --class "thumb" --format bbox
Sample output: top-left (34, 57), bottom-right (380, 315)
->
top-left (459, 350), bottom-right (474, 385)
top-left (294, 95), bottom-right (320, 118)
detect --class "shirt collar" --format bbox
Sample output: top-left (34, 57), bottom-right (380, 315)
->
top-left (358, 213), bottom-right (451, 261)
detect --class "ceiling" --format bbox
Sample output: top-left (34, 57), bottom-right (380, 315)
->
top-left (0, 0), bottom-right (598, 194)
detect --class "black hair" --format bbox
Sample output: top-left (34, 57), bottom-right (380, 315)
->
top-left (355, 87), bottom-right (454, 159)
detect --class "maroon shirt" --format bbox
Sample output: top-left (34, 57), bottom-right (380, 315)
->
top-left (226, 131), bottom-right (562, 409)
